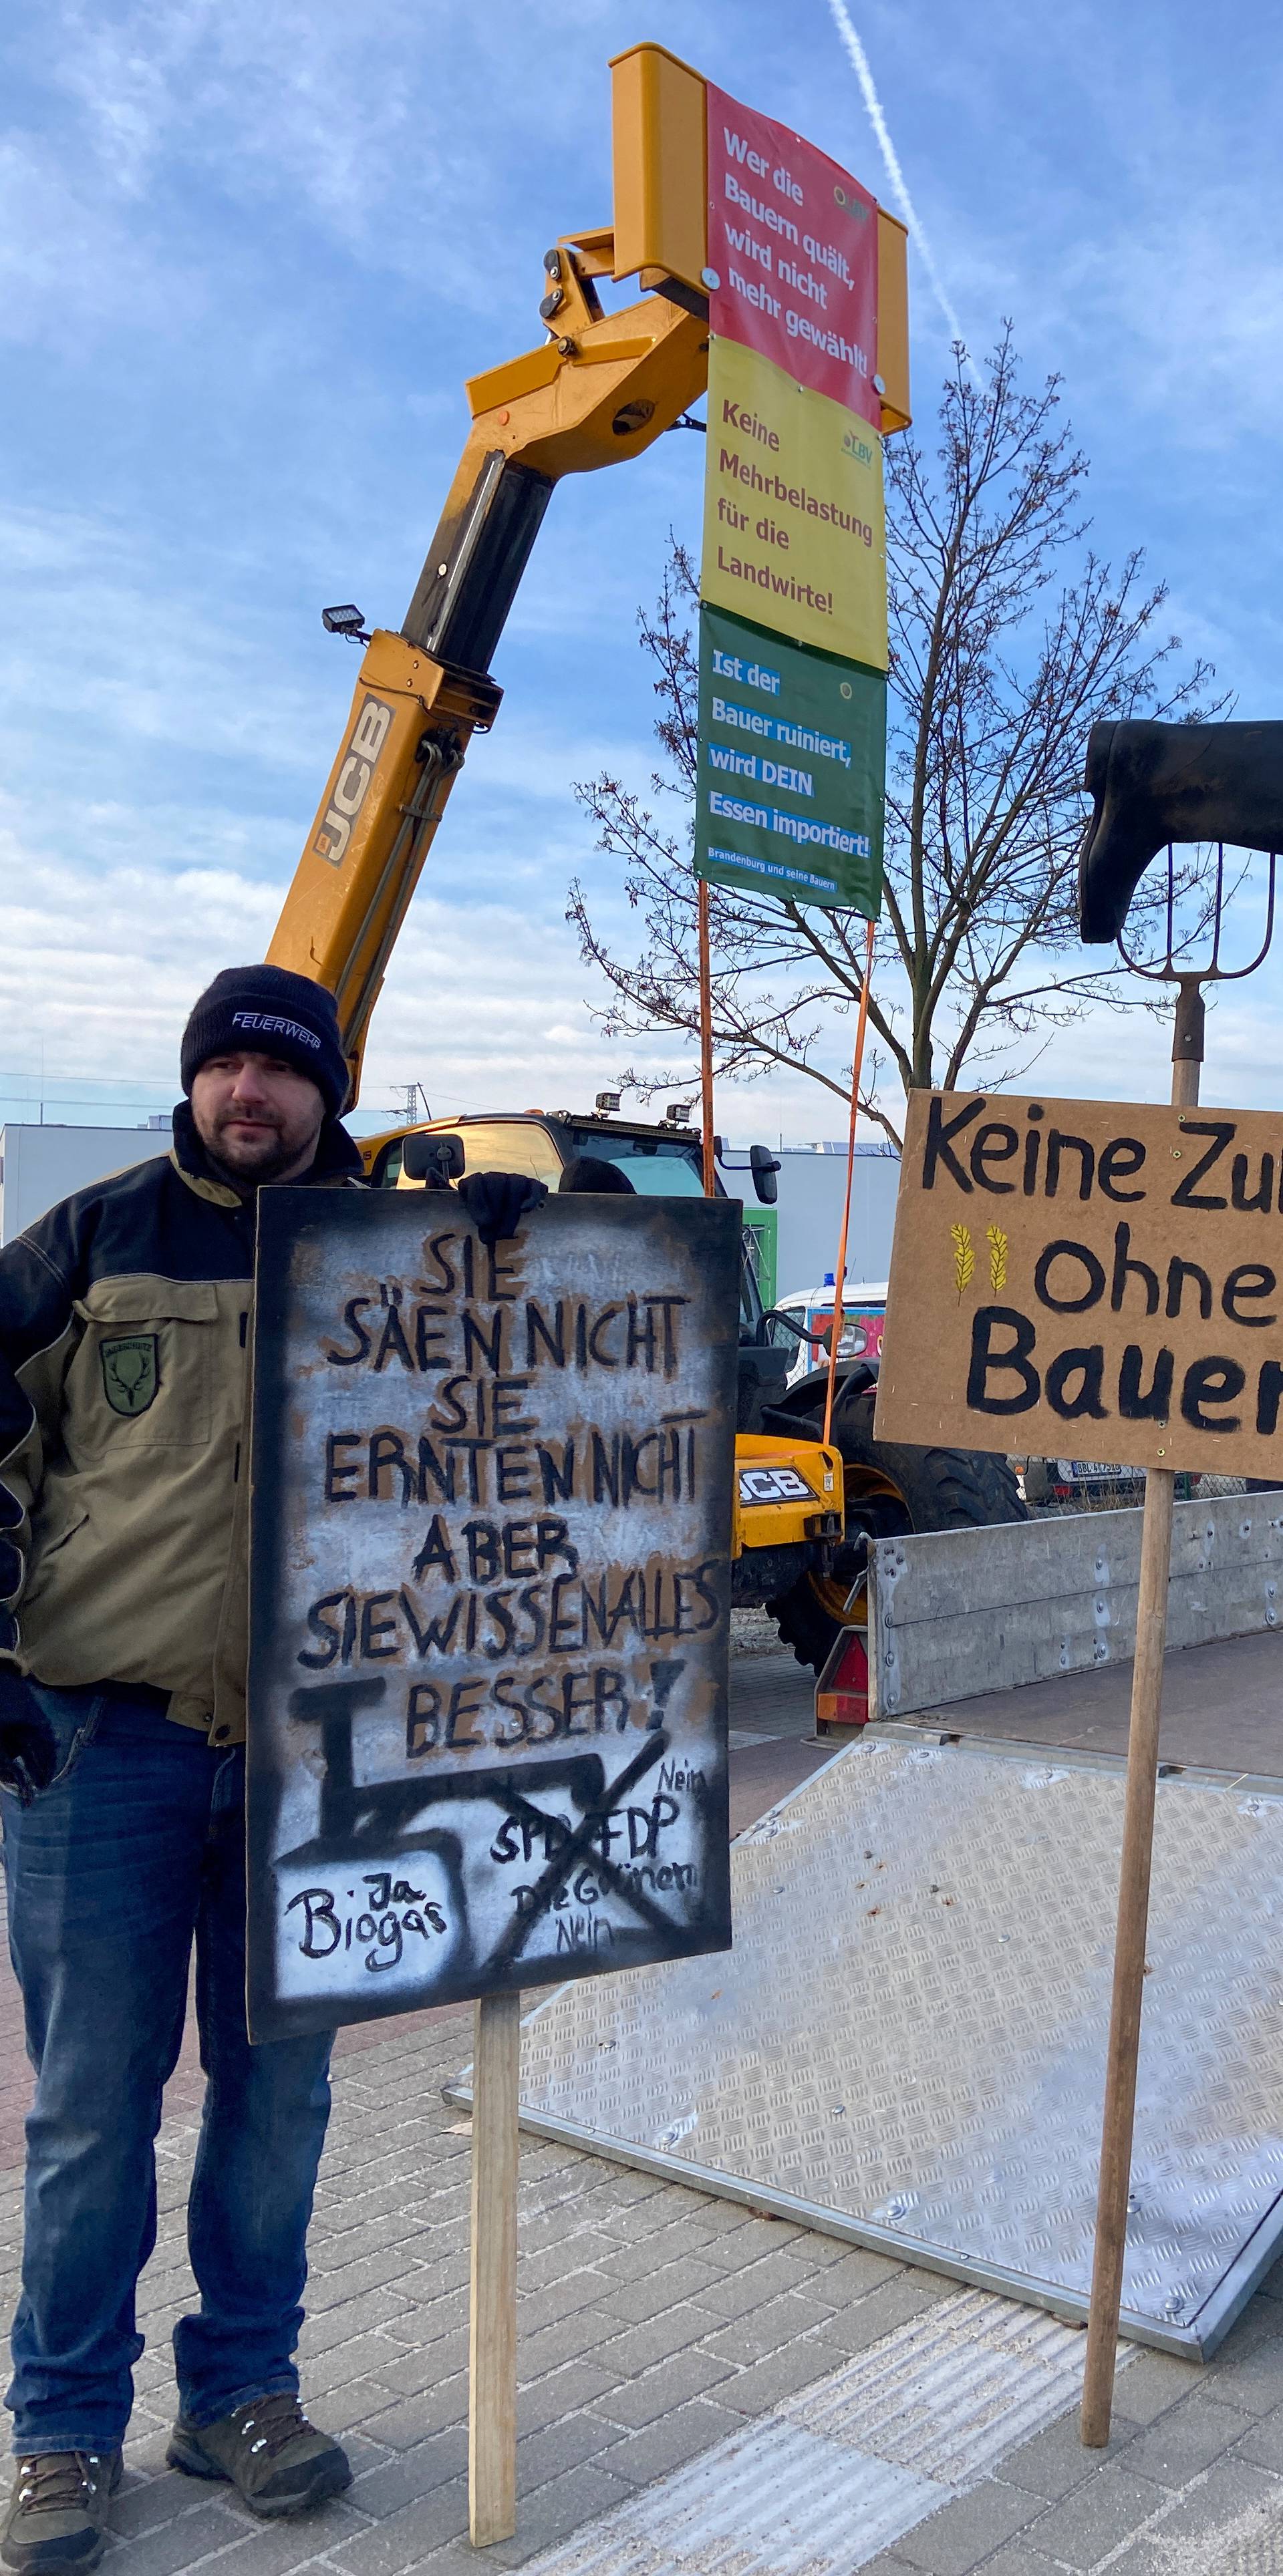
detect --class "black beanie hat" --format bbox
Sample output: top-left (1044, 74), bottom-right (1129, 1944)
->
top-left (180, 965), bottom-right (350, 1118)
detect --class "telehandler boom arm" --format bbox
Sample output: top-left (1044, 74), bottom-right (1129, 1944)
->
top-left (257, 47), bottom-right (931, 1691)
top-left (267, 232), bottom-right (710, 1101)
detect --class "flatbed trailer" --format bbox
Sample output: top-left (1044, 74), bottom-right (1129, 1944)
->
top-left (450, 1718), bottom-right (1283, 2358)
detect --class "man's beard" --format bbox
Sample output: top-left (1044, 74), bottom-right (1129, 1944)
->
top-left (204, 1113), bottom-right (312, 1187)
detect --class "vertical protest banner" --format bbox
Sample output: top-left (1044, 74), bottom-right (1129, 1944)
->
top-left (694, 83), bottom-right (887, 921)
top-left (690, 80), bottom-right (891, 1412)
top-left (694, 79), bottom-right (890, 1376)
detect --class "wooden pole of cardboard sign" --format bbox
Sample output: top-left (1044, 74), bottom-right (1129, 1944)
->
top-left (822, 917), bottom-right (877, 1449)
top-left (469, 1989), bottom-right (521, 2543)
top-left (698, 876), bottom-right (716, 1197)
top-left (1080, 1023), bottom-right (1201, 2446)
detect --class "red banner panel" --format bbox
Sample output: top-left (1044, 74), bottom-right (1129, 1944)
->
top-left (706, 84), bottom-right (879, 426)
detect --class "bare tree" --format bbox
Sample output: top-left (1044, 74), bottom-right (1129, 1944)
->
top-left (568, 331), bottom-right (1217, 1148)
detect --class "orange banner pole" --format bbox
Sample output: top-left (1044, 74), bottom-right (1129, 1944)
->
top-left (822, 917), bottom-right (876, 1448)
top-left (698, 877), bottom-right (716, 1197)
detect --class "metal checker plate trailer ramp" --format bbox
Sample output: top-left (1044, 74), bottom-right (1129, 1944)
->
top-left (450, 1734), bottom-right (1283, 2358)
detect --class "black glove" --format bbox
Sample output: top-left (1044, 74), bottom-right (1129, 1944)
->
top-left (456, 1170), bottom-right (549, 1250)
top-left (0, 1669), bottom-right (57, 1804)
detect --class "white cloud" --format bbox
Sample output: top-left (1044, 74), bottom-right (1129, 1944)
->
top-left (5, 811), bottom-right (1282, 1152)
top-left (0, 134), bottom-right (172, 343)
top-left (7, 0), bottom-right (1283, 1160)
top-left (2, 0), bottom-right (629, 358)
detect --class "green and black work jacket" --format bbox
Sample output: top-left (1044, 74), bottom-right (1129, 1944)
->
top-left (0, 1104), bottom-right (364, 1744)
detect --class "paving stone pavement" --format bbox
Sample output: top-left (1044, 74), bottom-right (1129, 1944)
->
top-left (4, 1655), bottom-right (1283, 2575)
top-left (0, 1996), bottom-right (1280, 2575)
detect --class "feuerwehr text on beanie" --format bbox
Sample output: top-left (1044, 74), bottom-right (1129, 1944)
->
top-left (180, 966), bottom-right (350, 1118)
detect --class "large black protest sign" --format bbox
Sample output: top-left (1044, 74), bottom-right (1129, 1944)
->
top-left (246, 1188), bottom-right (739, 2039)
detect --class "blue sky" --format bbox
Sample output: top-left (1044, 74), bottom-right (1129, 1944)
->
top-left (3, 0), bottom-right (1283, 1140)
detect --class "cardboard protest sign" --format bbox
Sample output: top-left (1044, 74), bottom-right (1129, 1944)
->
top-left (247, 1190), bottom-right (739, 2040)
top-left (876, 1090), bottom-right (1283, 1480)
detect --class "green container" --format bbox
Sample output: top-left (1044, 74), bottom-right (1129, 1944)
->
top-left (741, 1206), bottom-right (778, 1309)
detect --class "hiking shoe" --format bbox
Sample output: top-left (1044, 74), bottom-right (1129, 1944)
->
top-left (1, 2451), bottom-right (122, 2574)
top-left (166, 2396), bottom-right (350, 2518)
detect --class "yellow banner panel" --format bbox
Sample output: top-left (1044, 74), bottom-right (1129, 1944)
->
top-left (701, 337), bottom-right (887, 671)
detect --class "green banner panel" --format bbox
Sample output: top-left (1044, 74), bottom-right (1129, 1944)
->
top-left (694, 605), bottom-right (885, 915)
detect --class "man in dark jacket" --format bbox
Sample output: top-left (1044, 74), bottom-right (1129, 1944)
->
top-left (0, 965), bottom-right (366, 2570)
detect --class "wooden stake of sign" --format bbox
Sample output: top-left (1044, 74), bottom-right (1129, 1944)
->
top-left (698, 876), bottom-right (716, 1196)
top-left (1080, 1043), bottom-right (1200, 2446)
top-left (823, 918), bottom-right (876, 1449)
top-left (469, 1991), bottom-right (521, 2545)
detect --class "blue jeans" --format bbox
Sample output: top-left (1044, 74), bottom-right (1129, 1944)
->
top-left (1, 1687), bottom-right (335, 2454)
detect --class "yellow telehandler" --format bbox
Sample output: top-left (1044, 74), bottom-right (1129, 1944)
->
top-left (259, 43), bottom-right (1023, 1683)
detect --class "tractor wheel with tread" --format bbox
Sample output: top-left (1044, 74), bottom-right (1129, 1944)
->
top-left (768, 1388), bottom-right (1026, 1675)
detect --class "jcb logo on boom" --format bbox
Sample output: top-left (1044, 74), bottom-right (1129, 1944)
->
top-left (313, 695), bottom-right (395, 866)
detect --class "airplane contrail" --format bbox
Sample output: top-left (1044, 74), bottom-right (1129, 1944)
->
top-left (826, 0), bottom-right (970, 358)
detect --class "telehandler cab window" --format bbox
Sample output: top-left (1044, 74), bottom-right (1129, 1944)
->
top-left (557, 1130), bottom-right (761, 1338)
top-left (562, 1130), bottom-right (706, 1195)
top-left (380, 1123), bottom-right (563, 1189)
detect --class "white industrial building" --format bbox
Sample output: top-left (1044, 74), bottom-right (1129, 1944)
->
top-left (1, 1120), bottom-right (901, 1294)
top-left (0, 1123), bottom-right (171, 1245)
top-left (770, 1142), bottom-right (900, 1299)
